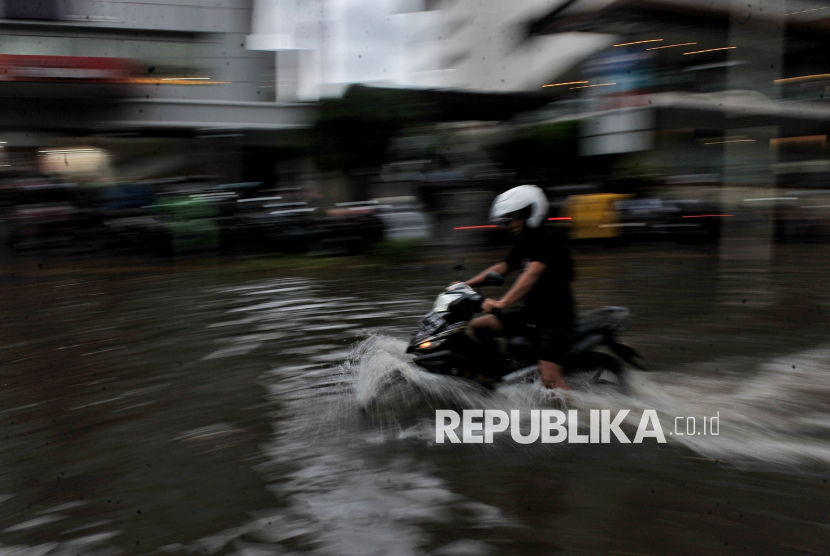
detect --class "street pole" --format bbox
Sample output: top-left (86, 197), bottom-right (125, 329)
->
top-left (720, 0), bottom-right (786, 261)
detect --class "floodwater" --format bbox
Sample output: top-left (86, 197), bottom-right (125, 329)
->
top-left (1, 244), bottom-right (830, 556)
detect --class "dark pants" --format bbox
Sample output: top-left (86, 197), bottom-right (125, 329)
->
top-left (495, 306), bottom-right (574, 366)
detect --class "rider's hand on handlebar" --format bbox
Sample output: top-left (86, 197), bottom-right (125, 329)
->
top-left (482, 299), bottom-right (506, 314)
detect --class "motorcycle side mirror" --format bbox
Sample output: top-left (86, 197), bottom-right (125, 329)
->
top-left (453, 261), bottom-right (465, 282)
top-left (482, 271), bottom-right (505, 287)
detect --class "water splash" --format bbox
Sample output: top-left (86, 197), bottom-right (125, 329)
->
top-left (346, 334), bottom-right (830, 467)
top-left (349, 334), bottom-right (491, 413)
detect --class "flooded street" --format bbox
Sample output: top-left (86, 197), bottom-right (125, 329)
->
top-left (1, 244), bottom-right (830, 556)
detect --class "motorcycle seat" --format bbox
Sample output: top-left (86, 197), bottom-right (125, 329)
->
top-left (566, 307), bottom-right (631, 356)
top-left (573, 306), bottom-right (630, 338)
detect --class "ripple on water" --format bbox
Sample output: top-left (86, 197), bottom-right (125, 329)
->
top-left (173, 276), bottom-right (514, 556)
top-left (8, 272), bottom-right (829, 556)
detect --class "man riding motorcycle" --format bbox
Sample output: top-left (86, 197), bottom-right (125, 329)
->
top-left (455, 185), bottom-right (575, 390)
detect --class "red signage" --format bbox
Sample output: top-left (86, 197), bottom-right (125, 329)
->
top-left (0, 55), bottom-right (136, 83)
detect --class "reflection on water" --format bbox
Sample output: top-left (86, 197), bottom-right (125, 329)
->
top-left (1, 246), bottom-right (830, 555)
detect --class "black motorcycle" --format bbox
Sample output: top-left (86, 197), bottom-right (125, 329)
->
top-left (406, 272), bottom-right (644, 388)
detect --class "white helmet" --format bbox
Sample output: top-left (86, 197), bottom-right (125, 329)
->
top-left (489, 184), bottom-right (549, 229)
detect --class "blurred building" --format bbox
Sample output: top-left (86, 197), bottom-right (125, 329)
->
top-left (418, 0), bottom-right (611, 92)
top-left (515, 0), bottom-right (830, 255)
top-left (245, 0), bottom-right (614, 97)
top-left (522, 0), bottom-right (830, 172)
top-left (0, 0), bottom-right (313, 186)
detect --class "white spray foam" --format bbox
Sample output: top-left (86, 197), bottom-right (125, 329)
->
top-left (349, 335), bottom-right (830, 466)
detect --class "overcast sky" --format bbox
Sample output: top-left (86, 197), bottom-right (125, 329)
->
top-left (327, 0), bottom-right (442, 87)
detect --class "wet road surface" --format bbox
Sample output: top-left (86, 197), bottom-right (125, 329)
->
top-left (1, 244), bottom-right (830, 555)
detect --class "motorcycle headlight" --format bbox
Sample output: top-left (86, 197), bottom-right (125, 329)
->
top-left (416, 338), bottom-right (446, 350)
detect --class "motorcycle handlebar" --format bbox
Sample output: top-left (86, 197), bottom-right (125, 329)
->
top-left (476, 298), bottom-right (500, 317)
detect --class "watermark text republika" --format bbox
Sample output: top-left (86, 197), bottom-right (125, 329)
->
top-left (435, 409), bottom-right (719, 444)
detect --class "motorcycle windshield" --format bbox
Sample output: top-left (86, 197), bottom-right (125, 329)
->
top-left (432, 292), bottom-right (462, 313)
